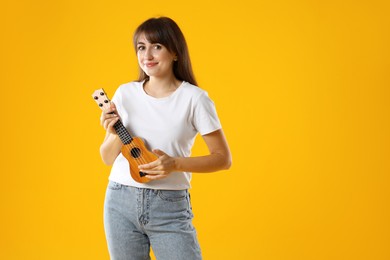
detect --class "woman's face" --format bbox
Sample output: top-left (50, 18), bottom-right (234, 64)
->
top-left (136, 33), bottom-right (176, 79)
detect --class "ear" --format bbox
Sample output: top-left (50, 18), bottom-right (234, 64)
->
top-left (172, 53), bottom-right (178, 61)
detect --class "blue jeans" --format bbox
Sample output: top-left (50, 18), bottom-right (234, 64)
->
top-left (103, 181), bottom-right (202, 260)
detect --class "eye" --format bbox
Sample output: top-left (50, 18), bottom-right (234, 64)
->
top-left (154, 44), bottom-right (162, 50)
top-left (137, 45), bottom-right (145, 51)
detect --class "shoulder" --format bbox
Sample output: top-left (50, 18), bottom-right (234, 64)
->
top-left (180, 82), bottom-right (210, 101)
top-left (113, 81), bottom-right (142, 100)
top-left (112, 81), bottom-right (143, 105)
top-left (115, 81), bottom-right (143, 94)
top-left (179, 83), bottom-right (218, 115)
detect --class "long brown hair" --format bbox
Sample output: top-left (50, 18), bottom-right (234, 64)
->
top-left (133, 17), bottom-right (198, 86)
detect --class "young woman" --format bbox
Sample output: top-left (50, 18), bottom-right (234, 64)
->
top-left (99, 17), bottom-right (231, 260)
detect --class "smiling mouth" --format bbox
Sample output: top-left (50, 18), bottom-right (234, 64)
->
top-left (145, 62), bottom-right (158, 67)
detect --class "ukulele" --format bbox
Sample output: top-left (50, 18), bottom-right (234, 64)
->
top-left (92, 88), bottom-right (158, 183)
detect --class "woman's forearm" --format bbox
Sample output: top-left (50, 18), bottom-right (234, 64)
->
top-left (100, 133), bottom-right (122, 165)
top-left (175, 129), bottom-right (232, 173)
top-left (175, 152), bottom-right (232, 173)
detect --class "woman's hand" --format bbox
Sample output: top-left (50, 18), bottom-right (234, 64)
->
top-left (100, 102), bottom-right (120, 135)
top-left (139, 149), bottom-right (177, 180)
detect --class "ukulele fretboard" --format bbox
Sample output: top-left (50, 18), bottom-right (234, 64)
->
top-left (113, 120), bottom-right (133, 145)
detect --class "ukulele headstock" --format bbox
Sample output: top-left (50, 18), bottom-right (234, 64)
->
top-left (92, 88), bottom-right (111, 110)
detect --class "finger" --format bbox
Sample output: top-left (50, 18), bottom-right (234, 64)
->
top-left (139, 160), bottom-right (160, 170)
top-left (153, 149), bottom-right (166, 157)
top-left (100, 112), bottom-right (117, 125)
top-left (104, 109), bottom-right (117, 117)
top-left (103, 117), bottom-right (118, 131)
top-left (139, 169), bottom-right (165, 175)
top-left (102, 105), bottom-right (116, 116)
top-left (106, 102), bottom-right (117, 115)
top-left (110, 102), bottom-right (117, 110)
top-left (103, 117), bottom-right (113, 129)
top-left (106, 117), bottom-right (119, 130)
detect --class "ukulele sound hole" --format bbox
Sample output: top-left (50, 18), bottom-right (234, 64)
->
top-left (130, 147), bottom-right (142, 158)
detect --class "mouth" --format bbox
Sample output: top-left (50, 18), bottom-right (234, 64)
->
top-left (145, 62), bottom-right (158, 68)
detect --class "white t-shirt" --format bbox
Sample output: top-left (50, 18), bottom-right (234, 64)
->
top-left (109, 80), bottom-right (221, 190)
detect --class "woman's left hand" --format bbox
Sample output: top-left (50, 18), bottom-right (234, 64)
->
top-left (138, 149), bottom-right (177, 180)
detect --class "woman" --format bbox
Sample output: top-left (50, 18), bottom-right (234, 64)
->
top-left (99, 17), bottom-right (231, 260)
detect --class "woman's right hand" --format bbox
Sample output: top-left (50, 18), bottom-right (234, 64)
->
top-left (100, 102), bottom-right (120, 135)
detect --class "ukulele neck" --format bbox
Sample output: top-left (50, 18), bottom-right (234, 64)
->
top-left (113, 120), bottom-right (133, 144)
top-left (92, 88), bottom-right (133, 145)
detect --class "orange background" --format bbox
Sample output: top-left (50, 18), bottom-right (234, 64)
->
top-left (1, 0), bottom-right (389, 259)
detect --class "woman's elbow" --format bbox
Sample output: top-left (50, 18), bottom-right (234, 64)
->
top-left (222, 154), bottom-right (232, 170)
top-left (101, 156), bottom-right (114, 166)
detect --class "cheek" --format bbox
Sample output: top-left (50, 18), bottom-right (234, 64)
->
top-left (137, 55), bottom-right (144, 67)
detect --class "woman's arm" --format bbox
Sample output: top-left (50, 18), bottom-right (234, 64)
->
top-left (100, 132), bottom-right (122, 165)
top-left (176, 129), bottom-right (232, 172)
top-left (99, 103), bottom-right (122, 165)
top-left (139, 129), bottom-right (232, 180)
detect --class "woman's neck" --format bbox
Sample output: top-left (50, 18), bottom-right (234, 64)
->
top-left (144, 76), bottom-right (181, 98)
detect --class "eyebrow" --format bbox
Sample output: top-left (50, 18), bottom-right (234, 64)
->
top-left (137, 41), bottom-right (162, 46)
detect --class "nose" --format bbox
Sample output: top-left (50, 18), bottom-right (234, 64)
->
top-left (144, 47), bottom-right (153, 60)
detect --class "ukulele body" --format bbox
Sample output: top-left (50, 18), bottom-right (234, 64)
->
top-left (121, 137), bottom-right (158, 183)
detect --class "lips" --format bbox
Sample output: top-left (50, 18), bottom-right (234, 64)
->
top-left (145, 62), bottom-right (158, 68)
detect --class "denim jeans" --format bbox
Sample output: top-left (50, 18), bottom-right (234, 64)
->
top-left (104, 181), bottom-right (202, 260)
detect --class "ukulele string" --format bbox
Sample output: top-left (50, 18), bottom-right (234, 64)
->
top-left (113, 112), bottom-right (150, 167)
top-left (117, 121), bottom-right (149, 166)
top-left (126, 143), bottom-right (148, 167)
top-left (126, 138), bottom-right (149, 166)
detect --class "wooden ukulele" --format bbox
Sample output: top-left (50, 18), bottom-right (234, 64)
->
top-left (92, 88), bottom-right (157, 183)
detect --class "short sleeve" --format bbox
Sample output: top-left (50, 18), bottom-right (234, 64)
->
top-left (192, 91), bottom-right (222, 135)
